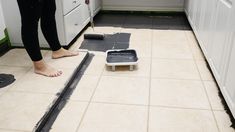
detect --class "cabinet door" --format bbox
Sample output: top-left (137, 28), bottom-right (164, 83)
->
top-left (90, 0), bottom-right (101, 15)
top-left (63, 0), bottom-right (81, 15)
top-left (209, 0), bottom-right (234, 81)
top-left (190, 0), bottom-right (198, 25)
top-left (223, 35), bottom-right (235, 117)
top-left (194, 0), bottom-right (202, 30)
top-left (199, 0), bottom-right (217, 54)
top-left (95, 0), bottom-right (102, 12)
top-left (64, 5), bottom-right (83, 44)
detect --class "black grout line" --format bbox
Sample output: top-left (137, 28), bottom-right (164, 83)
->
top-left (33, 52), bottom-right (90, 132)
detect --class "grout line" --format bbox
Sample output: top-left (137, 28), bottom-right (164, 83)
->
top-left (88, 101), bottom-right (214, 111)
top-left (3, 90), bottom-right (55, 96)
top-left (147, 18), bottom-right (154, 132)
top-left (101, 74), bottom-right (150, 79)
top-left (0, 128), bottom-right (30, 132)
top-left (150, 76), bottom-right (203, 81)
top-left (184, 31), bottom-right (221, 132)
top-left (150, 76), bottom-right (202, 81)
top-left (150, 104), bottom-right (213, 111)
top-left (0, 65), bottom-right (32, 68)
top-left (151, 57), bottom-right (196, 61)
top-left (75, 60), bottom-right (106, 132)
top-left (65, 98), bottom-right (219, 112)
top-left (151, 57), bottom-right (195, 60)
top-left (91, 101), bottom-right (148, 107)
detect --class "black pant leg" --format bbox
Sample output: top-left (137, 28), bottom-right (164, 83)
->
top-left (40, 0), bottom-right (61, 51)
top-left (17, 0), bottom-right (43, 61)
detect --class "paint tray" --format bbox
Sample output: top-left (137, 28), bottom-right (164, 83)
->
top-left (106, 49), bottom-right (138, 71)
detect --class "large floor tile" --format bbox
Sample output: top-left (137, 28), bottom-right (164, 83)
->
top-left (149, 106), bottom-right (219, 132)
top-left (0, 66), bottom-right (30, 96)
top-left (190, 46), bottom-right (205, 60)
top-left (103, 58), bottom-right (151, 78)
top-left (0, 92), bottom-right (55, 131)
top-left (0, 49), bottom-right (47, 67)
top-left (151, 59), bottom-right (201, 80)
top-left (196, 60), bottom-right (214, 81)
top-left (120, 28), bottom-right (152, 42)
top-left (185, 31), bottom-right (200, 48)
top-left (50, 101), bottom-right (88, 132)
top-left (8, 68), bottom-right (74, 94)
top-left (70, 75), bottom-right (100, 101)
top-left (92, 76), bottom-right (149, 105)
top-left (128, 41), bottom-right (152, 58)
top-left (185, 32), bottom-right (205, 61)
top-left (78, 103), bottom-right (148, 132)
top-left (153, 30), bottom-right (188, 44)
top-left (214, 110), bottom-right (235, 132)
top-left (0, 89), bottom-right (7, 97)
top-left (203, 81), bottom-right (224, 110)
top-left (152, 41), bottom-right (193, 59)
top-left (82, 55), bottom-right (105, 76)
top-left (150, 79), bottom-right (210, 109)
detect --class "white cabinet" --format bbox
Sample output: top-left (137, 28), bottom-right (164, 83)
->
top-left (0, 0), bottom-right (101, 48)
top-left (64, 5), bottom-right (84, 44)
top-left (223, 36), bottom-right (235, 117)
top-left (185, 0), bottom-right (235, 117)
top-left (210, 0), bottom-right (234, 82)
top-left (0, 2), bottom-right (6, 40)
top-left (63, 0), bottom-right (81, 15)
top-left (91, 0), bottom-right (102, 14)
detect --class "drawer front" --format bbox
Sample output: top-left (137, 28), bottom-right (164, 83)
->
top-left (63, 0), bottom-right (81, 15)
top-left (64, 5), bottom-right (83, 44)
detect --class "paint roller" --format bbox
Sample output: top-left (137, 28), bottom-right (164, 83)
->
top-left (84, 0), bottom-right (104, 40)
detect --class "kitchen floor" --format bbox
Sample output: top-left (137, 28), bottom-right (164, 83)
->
top-left (0, 13), bottom-right (234, 132)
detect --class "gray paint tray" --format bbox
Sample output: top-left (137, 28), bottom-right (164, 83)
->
top-left (106, 49), bottom-right (138, 71)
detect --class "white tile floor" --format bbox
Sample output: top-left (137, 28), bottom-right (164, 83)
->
top-left (50, 26), bottom-right (234, 132)
top-left (0, 14), bottom-right (234, 132)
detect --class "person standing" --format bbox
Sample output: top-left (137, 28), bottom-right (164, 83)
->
top-left (17, 0), bottom-right (79, 77)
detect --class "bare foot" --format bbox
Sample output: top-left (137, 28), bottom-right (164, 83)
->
top-left (52, 48), bottom-right (79, 59)
top-left (33, 60), bottom-right (62, 77)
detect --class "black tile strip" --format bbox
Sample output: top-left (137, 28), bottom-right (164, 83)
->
top-left (34, 52), bottom-right (92, 132)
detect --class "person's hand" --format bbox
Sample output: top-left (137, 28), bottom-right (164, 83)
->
top-left (85, 0), bottom-right (89, 4)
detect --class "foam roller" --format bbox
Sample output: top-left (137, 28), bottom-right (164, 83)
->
top-left (84, 33), bottom-right (105, 40)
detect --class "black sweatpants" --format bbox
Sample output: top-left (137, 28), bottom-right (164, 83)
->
top-left (17, 0), bottom-right (61, 61)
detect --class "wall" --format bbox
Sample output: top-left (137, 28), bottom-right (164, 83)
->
top-left (102, 0), bottom-right (185, 11)
top-left (0, 1), bottom-right (6, 41)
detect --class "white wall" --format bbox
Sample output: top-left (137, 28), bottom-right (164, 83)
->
top-left (0, 1), bottom-right (6, 40)
top-left (102, 0), bottom-right (185, 11)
